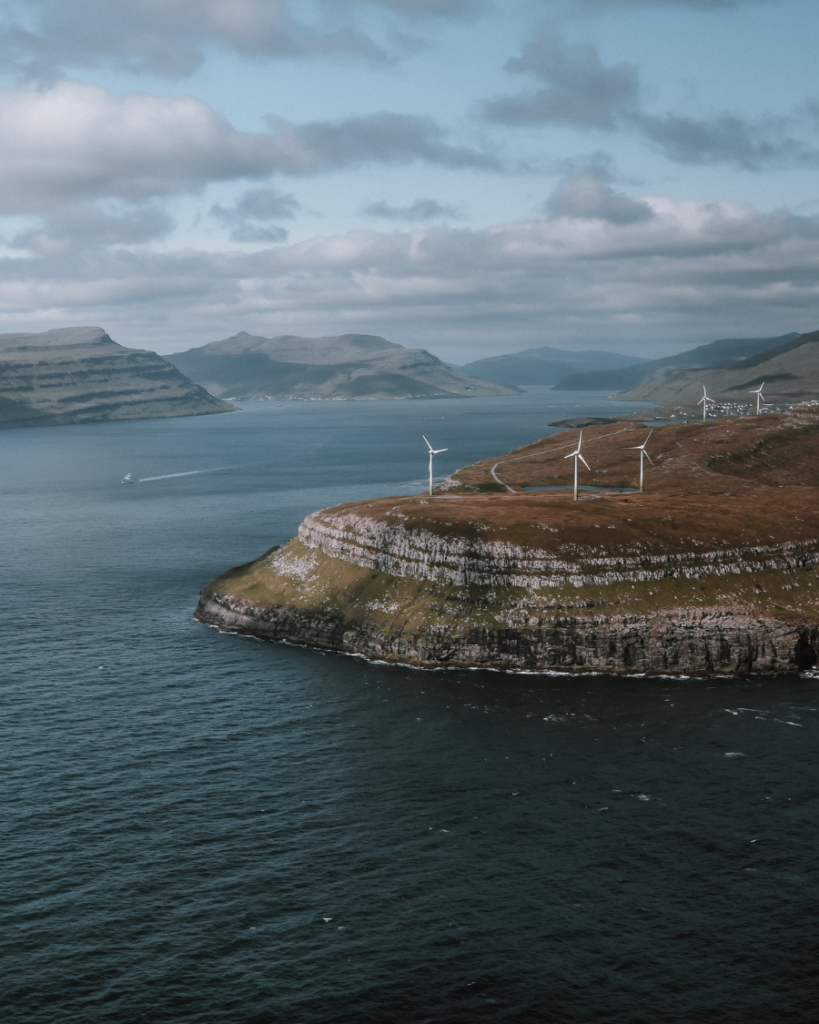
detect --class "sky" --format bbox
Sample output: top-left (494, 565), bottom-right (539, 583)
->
top-left (0, 0), bottom-right (818, 362)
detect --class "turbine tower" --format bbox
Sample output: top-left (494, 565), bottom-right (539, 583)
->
top-left (422, 435), bottom-right (448, 496)
top-left (625, 429), bottom-right (653, 492)
top-left (749, 381), bottom-right (765, 415)
top-left (564, 430), bottom-right (591, 501)
top-left (698, 385), bottom-right (715, 423)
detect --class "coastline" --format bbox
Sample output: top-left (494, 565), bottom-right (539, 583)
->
top-left (195, 410), bottom-right (819, 676)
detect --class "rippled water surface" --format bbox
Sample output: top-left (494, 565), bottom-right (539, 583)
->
top-left (3, 391), bottom-right (817, 1023)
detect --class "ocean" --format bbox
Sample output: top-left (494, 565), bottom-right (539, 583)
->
top-left (3, 389), bottom-right (817, 1023)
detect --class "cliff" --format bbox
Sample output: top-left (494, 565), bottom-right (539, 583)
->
top-left (167, 331), bottom-right (518, 400)
top-left (0, 326), bottom-right (233, 428)
top-left (196, 407), bottom-right (819, 675)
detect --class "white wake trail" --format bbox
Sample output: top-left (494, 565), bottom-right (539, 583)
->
top-left (138, 467), bottom-right (236, 482)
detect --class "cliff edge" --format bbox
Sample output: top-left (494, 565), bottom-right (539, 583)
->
top-left (0, 326), bottom-right (234, 428)
top-left (196, 407), bottom-right (819, 675)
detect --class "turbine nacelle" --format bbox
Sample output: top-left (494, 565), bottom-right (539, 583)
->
top-left (422, 434), bottom-right (448, 456)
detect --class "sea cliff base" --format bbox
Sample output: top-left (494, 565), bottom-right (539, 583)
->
top-left (195, 541), bottom-right (818, 676)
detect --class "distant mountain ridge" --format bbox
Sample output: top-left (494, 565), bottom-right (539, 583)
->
top-left (553, 332), bottom-right (802, 392)
top-left (615, 328), bottom-right (819, 406)
top-left (459, 344), bottom-right (647, 387)
top-left (167, 332), bottom-right (518, 401)
top-left (0, 326), bottom-right (232, 429)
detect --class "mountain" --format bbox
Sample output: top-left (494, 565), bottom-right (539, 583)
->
top-left (459, 344), bottom-right (647, 387)
top-left (615, 328), bottom-right (819, 406)
top-left (166, 332), bottom-right (519, 400)
top-left (552, 332), bottom-right (802, 392)
top-left (0, 326), bottom-right (233, 429)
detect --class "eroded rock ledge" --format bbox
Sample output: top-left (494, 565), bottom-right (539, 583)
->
top-left (196, 586), bottom-right (818, 675)
top-left (298, 509), bottom-right (817, 589)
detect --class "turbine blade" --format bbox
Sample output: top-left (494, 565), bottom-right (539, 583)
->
top-left (645, 452), bottom-right (654, 465)
top-left (646, 429), bottom-right (653, 442)
top-left (422, 434), bottom-right (432, 451)
top-left (579, 454), bottom-right (590, 471)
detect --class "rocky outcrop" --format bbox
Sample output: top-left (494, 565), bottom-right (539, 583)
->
top-left (195, 412), bottom-right (819, 676)
top-left (0, 326), bottom-right (233, 428)
top-left (298, 510), bottom-right (818, 589)
top-left (196, 589), bottom-right (818, 675)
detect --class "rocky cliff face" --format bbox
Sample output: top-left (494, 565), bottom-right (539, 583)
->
top-left (298, 510), bottom-right (817, 589)
top-left (0, 326), bottom-right (233, 428)
top-left (196, 586), bottom-right (818, 675)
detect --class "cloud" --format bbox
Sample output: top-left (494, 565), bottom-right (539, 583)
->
top-left (545, 170), bottom-right (654, 223)
top-left (578, 1), bottom-right (777, 8)
top-left (0, 80), bottom-right (287, 211)
top-left (9, 203), bottom-right (174, 254)
top-left (483, 29), bottom-right (639, 129)
top-left (485, 29), bottom-right (816, 171)
top-left (211, 187), bottom-right (300, 243)
top-left (637, 112), bottom-right (808, 170)
top-left (362, 198), bottom-right (462, 220)
top-left (264, 112), bottom-right (501, 172)
top-left (1, 190), bottom-right (816, 359)
top-left (0, 80), bottom-right (499, 213)
top-left (1, 0), bottom-right (484, 76)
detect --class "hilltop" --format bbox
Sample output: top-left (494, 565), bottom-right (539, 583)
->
top-left (615, 329), bottom-right (819, 408)
top-left (553, 332), bottom-right (801, 393)
top-left (167, 331), bottom-right (517, 401)
top-left (459, 344), bottom-right (647, 387)
top-left (196, 406), bottom-right (819, 676)
top-left (0, 327), bottom-right (232, 429)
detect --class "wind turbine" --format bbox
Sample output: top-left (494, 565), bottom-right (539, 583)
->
top-left (625, 429), bottom-right (653, 492)
top-left (564, 430), bottom-right (591, 501)
top-left (698, 385), bottom-right (715, 423)
top-left (749, 381), bottom-right (765, 415)
top-left (422, 435), bottom-right (448, 496)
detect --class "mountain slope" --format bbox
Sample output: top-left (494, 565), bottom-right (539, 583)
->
top-left (0, 326), bottom-right (233, 429)
top-left (459, 345), bottom-right (647, 386)
top-left (167, 332), bottom-right (519, 400)
top-left (552, 332), bottom-right (801, 392)
top-left (615, 329), bottom-right (819, 406)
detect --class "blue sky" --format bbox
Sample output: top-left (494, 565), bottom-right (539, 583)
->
top-left (0, 0), bottom-right (817, 361)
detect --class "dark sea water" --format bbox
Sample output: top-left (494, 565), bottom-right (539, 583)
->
top-left (3, 390), bottom-right (818, 1024)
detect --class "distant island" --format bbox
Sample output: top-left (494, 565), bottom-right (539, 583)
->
top-left (0, 327), bottom-right (232, 429)
top-left (166, 331), bottom-right (518, 401)
top-left (196, 407), bottom-right (819, 676)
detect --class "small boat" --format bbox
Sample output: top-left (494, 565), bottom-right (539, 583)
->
top-left (121, 472), bottom-right (136, 484)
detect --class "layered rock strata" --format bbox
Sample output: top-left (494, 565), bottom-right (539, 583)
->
top-left (0, 326), bottom-right (233, 428)
top-left (298, 510), bottom-right (817, 589)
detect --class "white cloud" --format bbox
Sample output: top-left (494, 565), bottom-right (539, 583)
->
top-left (0, 80), bottom-right (499, 214)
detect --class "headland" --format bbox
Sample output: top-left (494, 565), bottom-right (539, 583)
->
top-left (196, 406), bottom-right (819, 675)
